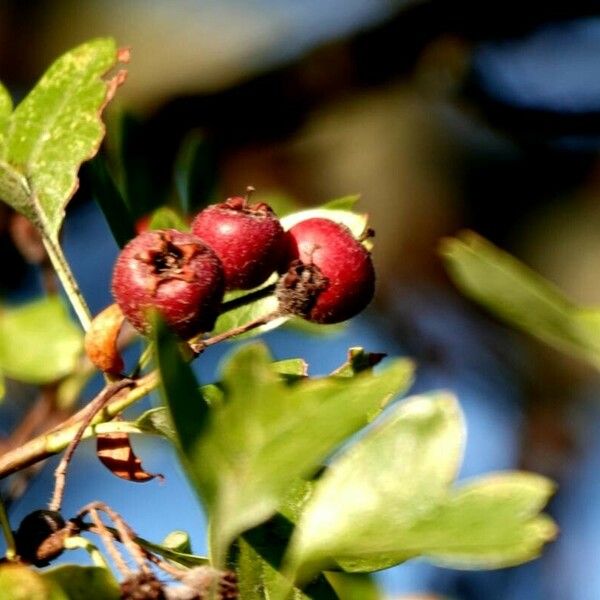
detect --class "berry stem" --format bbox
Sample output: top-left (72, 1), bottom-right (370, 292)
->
top-left (63, 536), bottom-right (110, 569)
top-left (190, 310), bottom-right (281, 354)
top-left (0, 495), bottom-right (16, 560)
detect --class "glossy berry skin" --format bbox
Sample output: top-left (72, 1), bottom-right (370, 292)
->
top-left (281, 218), bottom-right (375, 324)
top-left (15, 509), bottom-right (66, 566)
top-left (191, 197), bottom-right (285, 290)
top-left (112, 229), bottom-right (225, 338)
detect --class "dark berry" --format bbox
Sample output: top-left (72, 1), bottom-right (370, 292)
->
top-left (191, 196), bottom-right (285, 290)
top-left (112, 229), bottom-right (225, 338)
top-left (15, 509), bottom-right (66, 566)
top-left (278, 218), bottom-right (375, 323)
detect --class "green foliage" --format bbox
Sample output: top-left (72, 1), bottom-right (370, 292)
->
top-left (42, 566), bottom-right (120, 600)
top-left (174, 130), bottom-right (219, 214)
top-left (87, 155), bottom-right (135, 248)
top-left (0, 39), bottom-right (561, 600)
top-left (136, 531), bottom-right (209, 568)
top-left (0, 38), bottom-right (124, 240)
top-left (281, 208), bottom-right (371, 249)
top-left (324, 573), bottom-right (381, 600)
top-left (286, 395), bottom-right (556, 584)
top-left (0, 564), bottom-right (67, 600)
top-left (0, 297), bottom-right (82, 384)
top-left (161, 530), bottom-right (192, 553)
top-left (155, 330), bottom-right (414, 567)
top-left (212, 279), bottom-right (285, 338)
top-left (148, 206), bottom-right (189, 231)
top-left (0, 564), bottom-right (119, 600)
top-left (320, 194), bottom-right (361, 211)
top-left (441, 231), bottom-right (600, 369)
top-left (0, 83), bottom-right (12, 154)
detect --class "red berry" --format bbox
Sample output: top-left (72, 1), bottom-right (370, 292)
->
top-left (112, 229), bottom-right (225, 337)
top-left (191, 196), bottom-right (285, 290)
top-left (278, 218), bottom-right (375, 324)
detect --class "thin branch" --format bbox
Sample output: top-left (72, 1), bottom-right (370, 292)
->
top-left (0, 496), bottom-right (16, 560)
top-left (190, 310), bottom-right (281, 354)
top-left (0, 309), bottom-right (284, 480)
top-left (48, 379), bottom-right (134, 511)
top-left (0, 371), bottom-right (158, 479)
top-left (79, 520), bottom-right (190, 579)
top-left (83, 507), bottom-right (131, 577)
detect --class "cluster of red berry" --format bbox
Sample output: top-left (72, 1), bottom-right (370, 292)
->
top-left (112, 196), bottom-right (375, 339)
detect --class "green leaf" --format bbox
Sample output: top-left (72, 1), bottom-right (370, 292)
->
top-left (235, 478), bottom-right (339, 600)
top-left (272, 358), bottom-right (309, 381)
top-left (42, 566), bottom-right (120, 600)
top-left (0, 38), bottom-right (126, 239)
top-left (174, 130), bottom-right (218, 214)
top-left (287, 396), bottom-right (556, 581)
top-left (441, 231), bottom-right (600, 369)
top-left (148, 206), bottom-right (189, 232)
top-left (324, 573), bottom-right (381, 600)
top-left (396, 473), bottom-right (558, 570)
top-left (135, 406), bottom-right (177, 440)
top-left (281, 208), bottom-right (369, 247)
top-left (117, 112), bottom-right (168, 217)
top-left (331, 348), bottom-right (387, 377)
top-left (212, 278), bottom-right (287, 339)
top-left (321, 194), bottom-right (361, 211)
top-left (283, 316), bottom-right (346, 337)
top-left (87, 155), bottom-right (135, 248)
top-left (162, 530), bottom-right (192, 554)
top-left (132, 532), bottom-right (208, 568)
top-left (287, 394), bottom-right (464, 581)
top-left (0, 297), bottom-right (83, 384)
top-left (181, 342), bottom-right (414, 565)
top-left (0, 564), bottom-right (67, 600)
top-left (0, 82), bottom-right (13, 154)
top-left (236, 534), bottom-right (339, 600)
top-left (153, 316), bottom-right (210, 470)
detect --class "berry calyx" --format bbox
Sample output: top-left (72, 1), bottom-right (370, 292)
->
top-left (112, 229), bottom-right (225, 338)
top-left (191, 195), bottom-right (285, 290)
top-left (278, 218), bottom-right (375, 324)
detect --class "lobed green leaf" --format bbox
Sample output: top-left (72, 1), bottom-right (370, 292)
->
top-left (287, 394), bottom-right (464, 581)
top-left (286, 395), bottom-right (556, 582)
top-left (184, 343), bottom-right (412, 565)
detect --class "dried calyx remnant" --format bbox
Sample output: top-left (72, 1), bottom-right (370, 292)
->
top-left (276, 259), bottom-right (329, 318)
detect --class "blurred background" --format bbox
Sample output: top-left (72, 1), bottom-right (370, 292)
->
top-left (2, 1), bottom-right (600, 598)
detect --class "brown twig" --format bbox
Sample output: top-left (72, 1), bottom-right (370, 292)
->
top-left (190, 310), bottom-right (281, 354)
top-left (0, 371), bottom-right (158, 479)
top-left (82, 506), bottom-right (131, 577)
top-left (48, 379), bottom-right (134, 511)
